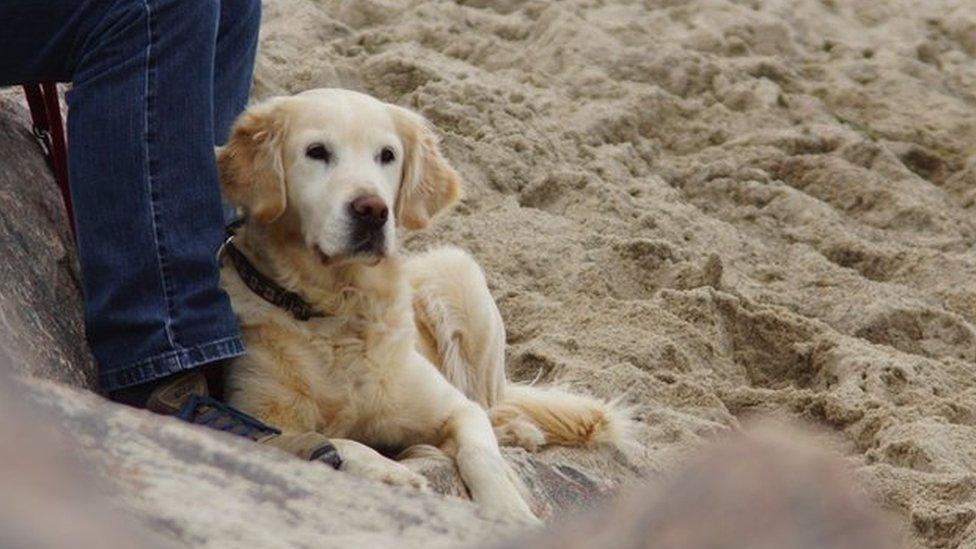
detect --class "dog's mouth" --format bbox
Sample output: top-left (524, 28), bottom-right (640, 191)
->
top-left (347, 246), bottom-right (386, 266)
top-left (311, 242), bottom-right (385, 267)
top-left (312, 244), bottom-right (331, 264)
top-left (346, 230), bottom-right (387, 264)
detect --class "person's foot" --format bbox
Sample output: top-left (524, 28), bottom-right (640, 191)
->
top-left (115, 370), bottom-right (342, 469)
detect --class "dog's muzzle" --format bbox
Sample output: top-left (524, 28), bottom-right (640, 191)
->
top-left (348, 194), bottom-right (388, 256)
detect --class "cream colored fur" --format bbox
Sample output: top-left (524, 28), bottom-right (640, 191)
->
top-left (217, 89), bottom-right (633, 523)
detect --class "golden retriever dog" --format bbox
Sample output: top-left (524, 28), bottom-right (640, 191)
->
top-left (216, 88), bottom-right (633, 522)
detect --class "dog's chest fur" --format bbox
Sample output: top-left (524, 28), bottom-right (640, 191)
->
top-left (220, 260), bottom-right (421, 445)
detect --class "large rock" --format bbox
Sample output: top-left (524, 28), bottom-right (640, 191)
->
top-left (8, 374), bottom-right (517, 548)
top-left (2, 360), bottom-right (900, 549)
top-left (0, 90), bottom-right (93, 388)
top-left (500, 426), bottom-right (900, 549)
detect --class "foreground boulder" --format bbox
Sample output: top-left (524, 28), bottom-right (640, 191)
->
top-left (6, 373), bottom-right (518, 548)
top-left (2, 360), bottom-right (899, 548)
top-left (0, 90), bottom-right (93, 388)
top-left (501, 427), bottom-right (900, 549)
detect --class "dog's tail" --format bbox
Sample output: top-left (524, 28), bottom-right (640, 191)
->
top-left (490, 383), bottom-right (637, 453)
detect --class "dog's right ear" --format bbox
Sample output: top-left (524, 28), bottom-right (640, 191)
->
top-left (216, 98), bottom-right (289, 224)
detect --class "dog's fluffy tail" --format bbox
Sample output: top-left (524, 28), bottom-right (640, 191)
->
top-left (490, 383), bottom-right (637, 453)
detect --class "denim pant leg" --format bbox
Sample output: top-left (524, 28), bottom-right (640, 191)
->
top-left (213, 0), bottom-right (261, 225)
top-left (74, 0), bottom-right (250, 392)
top-left (214, 0), bottom-right (261, 146)
top-left (0, 2), bottom-right (97, 84)
top-left (0, 0), bottom-right (249, 393)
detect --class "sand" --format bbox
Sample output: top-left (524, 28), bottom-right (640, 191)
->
top-left (252, 1), bottom-right (976, 546)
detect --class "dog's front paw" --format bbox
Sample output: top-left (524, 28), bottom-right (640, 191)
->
top-left (349, 459), bottom-right (431, 491)
top-left (331, 439), bottom-right (430, 491)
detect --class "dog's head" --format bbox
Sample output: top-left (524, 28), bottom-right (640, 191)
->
top-left (217, 88), bottom-right (460, 265)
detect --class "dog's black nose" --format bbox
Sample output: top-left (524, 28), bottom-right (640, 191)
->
top-left (350, 195), bottom-right (388, 225)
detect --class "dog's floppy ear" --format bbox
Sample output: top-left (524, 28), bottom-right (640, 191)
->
top-left (217, 98), bottom-right (289, 224)
top-left (389, 105), bottom-right (461, 231)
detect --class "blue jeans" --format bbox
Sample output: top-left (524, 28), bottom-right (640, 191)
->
top-left (0, 0), bottom-right (260, 392)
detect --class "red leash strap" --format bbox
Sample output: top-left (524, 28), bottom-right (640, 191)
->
top-left (23, 84), bottom-right (49, 135)
top-left (22, 83), bottom-right (75, 239)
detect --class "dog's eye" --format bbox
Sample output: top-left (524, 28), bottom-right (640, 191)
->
top-left (378, 146), bottom-right (396, 165)
top-left (306, 143), bottom-right (332, 162)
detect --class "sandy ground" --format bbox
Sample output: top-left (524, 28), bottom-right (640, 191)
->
top-left (253, 1), bottom-right (976, 546)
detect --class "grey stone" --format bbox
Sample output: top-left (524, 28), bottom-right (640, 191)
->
top-left (0, 89), bottom-right (94, 389)
top-left (497, 427), bottom-right (901, 549)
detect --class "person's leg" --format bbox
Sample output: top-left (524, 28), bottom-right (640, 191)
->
top-left (213, 0), bottom-right (261, 146)
top-left (0, 1), bottom-right (101, 85)
top-left (65, 0), bottom-right (244, 394)
top-left (213, 0), bottom-right (262, 225)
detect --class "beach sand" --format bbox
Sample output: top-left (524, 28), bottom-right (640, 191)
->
top-left (260, 0), bottom-right (973, 546)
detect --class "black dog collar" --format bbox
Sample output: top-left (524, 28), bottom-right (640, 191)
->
top-left (221, 237), bottom-right (325, 322)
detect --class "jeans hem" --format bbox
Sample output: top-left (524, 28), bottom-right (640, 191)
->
top-left (99, 335), bottom-right (245, 393)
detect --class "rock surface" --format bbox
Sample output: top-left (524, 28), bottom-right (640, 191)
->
top-left (9, 374), bottom-right (518, 549)
top-left (0, 90), bottom-right (93, 388)
top-left (498, 426), bottom-right (900, 549)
